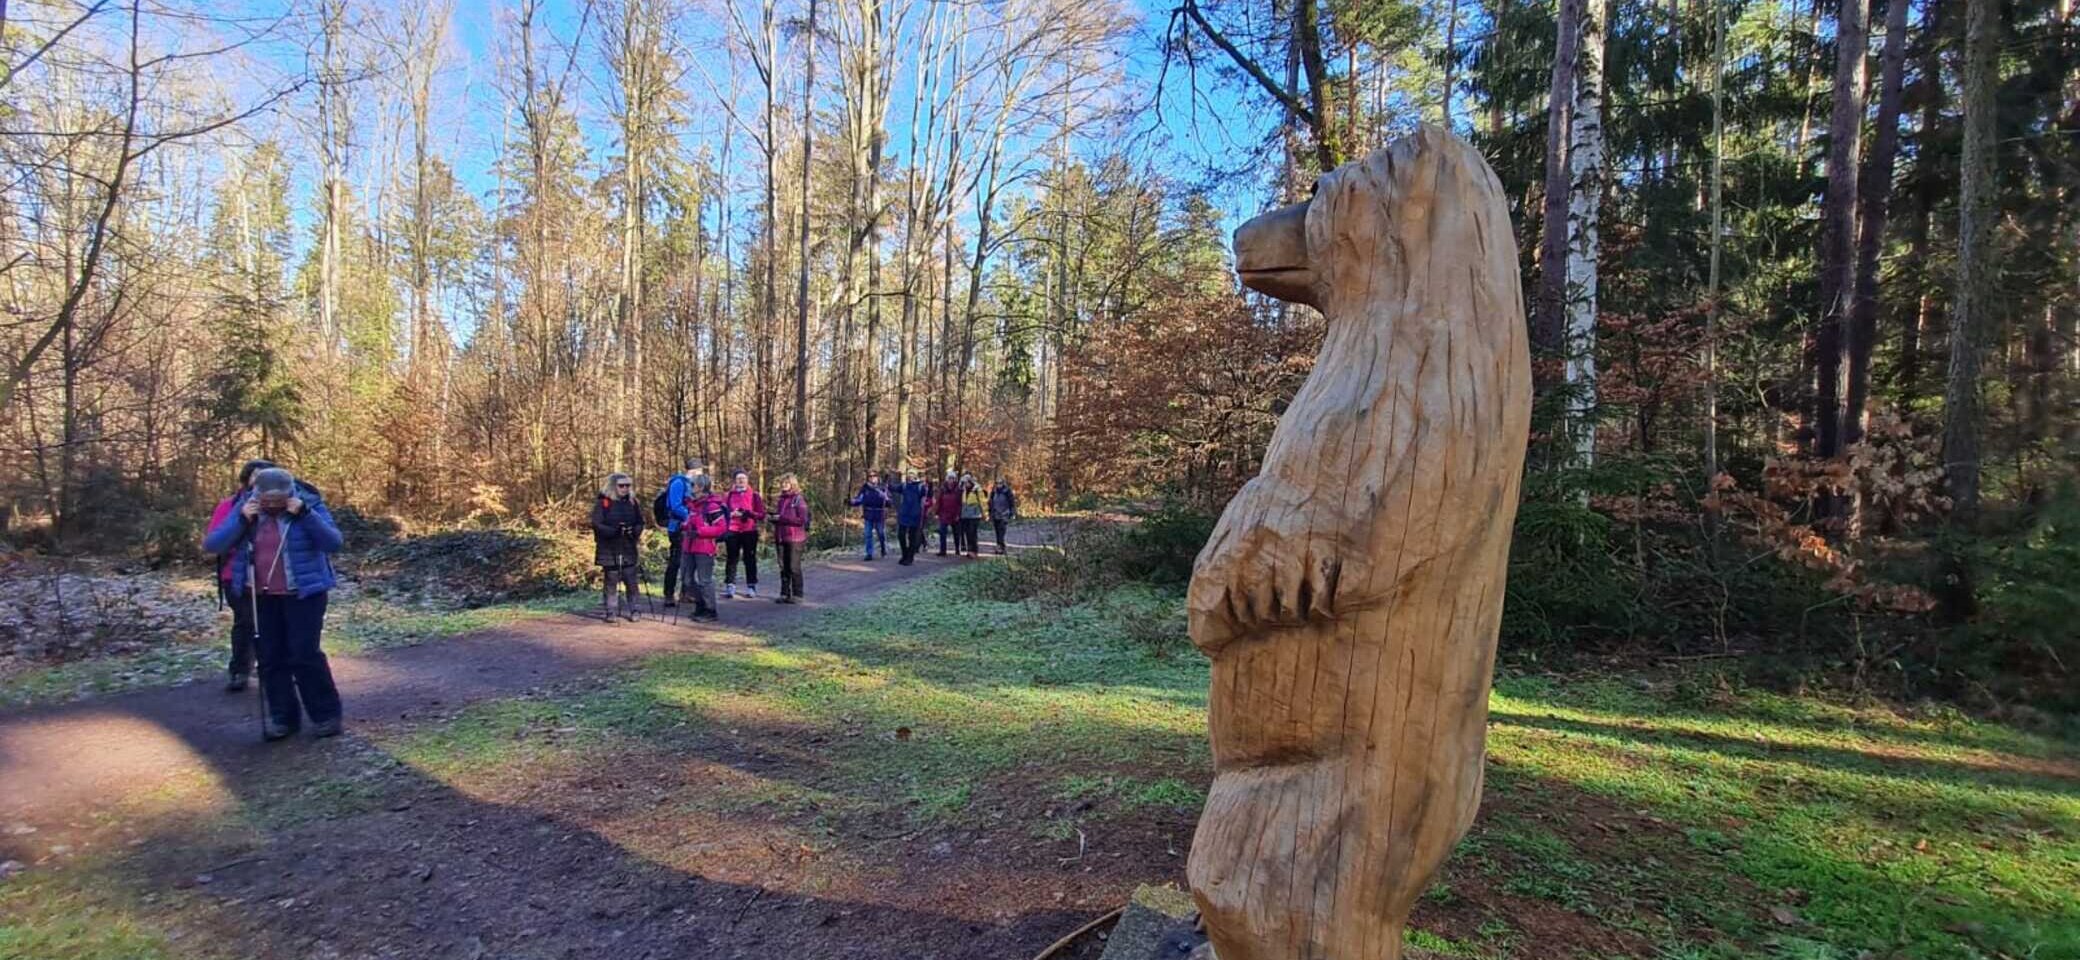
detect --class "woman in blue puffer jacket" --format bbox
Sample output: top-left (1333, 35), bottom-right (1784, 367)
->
top-left (202, 467), bottom-right (346, 741)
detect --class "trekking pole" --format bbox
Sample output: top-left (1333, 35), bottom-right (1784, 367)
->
top-left (248, 560), bottom-right (264, 740)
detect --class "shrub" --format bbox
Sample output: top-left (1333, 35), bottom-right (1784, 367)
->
top-left (1110, 502), bottom-right (1216, 587)
top-left (968, 543), bottom-right (1089, 603)
top-left (1963, 485), bottom-right (2080, 710)
top-left (356, 525), bottom-right (596, 608)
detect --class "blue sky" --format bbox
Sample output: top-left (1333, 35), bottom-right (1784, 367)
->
top-left (407, 0), bottom-right (1282, 233)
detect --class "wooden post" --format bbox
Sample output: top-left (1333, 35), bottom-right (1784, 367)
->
top-left (1186, 127), bottom-right (1531, 960)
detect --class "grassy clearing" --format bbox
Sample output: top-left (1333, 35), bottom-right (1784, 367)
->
top-left (0, 586), bottom-right (592, 709)
top-left (5, 561), bottom-right (2074, 960)
top-left (380, 564), bottom-right (2079, 959)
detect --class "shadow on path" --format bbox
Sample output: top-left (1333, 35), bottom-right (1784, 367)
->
top-left (0, 526), bottom-right (1124, 959)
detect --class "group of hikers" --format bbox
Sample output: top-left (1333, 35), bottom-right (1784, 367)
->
top-left (198, 454), bottom-right (1018, 743)
top-left (593, 459), bottom-right (1019, 623)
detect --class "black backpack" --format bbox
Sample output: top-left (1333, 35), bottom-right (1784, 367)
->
top-left (653, 483), bottom-right (674, 528)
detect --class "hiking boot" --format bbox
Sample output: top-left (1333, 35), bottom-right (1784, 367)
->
top-left (622, 608), bottom-right (639, 622)
top-left (743, 585), bottom-right (758, 599)
top-left (663, 599), bottom-right (678, 609)
top-left (225, 672), bottom-right (249, 693)
top-left (263, 718), bottom-right (295, 742)
top-left (723, 584), bottom-right (735, 599)
top-left (311, 717), bottom-right (343, 739)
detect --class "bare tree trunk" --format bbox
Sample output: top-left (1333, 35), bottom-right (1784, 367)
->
top-left (759, 0), bottom-right (779, 482)
top-left (1944, 0), bottom-right (1999, 517)
top-left (1811, 0), bottom-right (1867, 470)
top-left (1535, 0), bottom-right (1581, 379)
top-left (1562, 0), bottom-right (1606, 465)
top-left (1441, 0), bottom-right (1458, 128)
top-left (319, 0), bottom-right (345, 359)
top-left (1844, 0), bottom-right (1908, 449)
top-left (793, 0), bottom-right (817, 467)
top-left (1705, 0), bottom-right (1726, 523)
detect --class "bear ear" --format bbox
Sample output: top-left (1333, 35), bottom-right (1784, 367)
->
top-left (1233, 200), bottom-right (1317, 308)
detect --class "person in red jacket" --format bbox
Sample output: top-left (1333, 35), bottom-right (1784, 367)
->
top-left (679, 474), bottom-right (727, 621)
top-left (771, 473), bottom-right (811, 604)
top-left (934, 471), bottom-right (963, 557)
top-left (722, 471), bottom-right (766, 598)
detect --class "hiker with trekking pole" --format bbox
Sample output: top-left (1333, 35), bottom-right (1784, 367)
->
top-left (678, 473), bottom-right (727, 622)
top-left (592, 473), bottom-right (647, 623)
top-left (655, 458), bottom-right (704, 609)
top-left (202, 467), bottom-right (347, 741)
top-left (206, 458), bottom-right (274, 693)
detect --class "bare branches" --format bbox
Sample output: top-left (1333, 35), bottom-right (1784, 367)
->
top-left (1171, 0), bottom-right (1316, 128)
top-left (0, 0), bottom-right (114, 93)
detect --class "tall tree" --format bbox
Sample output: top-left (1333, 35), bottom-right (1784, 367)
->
top-left (793, 0), bottom-right (819, 465)
top-left (1811, 0), bottom-right (1867, 467)
top-left (1944, 0), bottom-right (1999, 517)
top-left (1561, 0), bottom-right (1606, 464)
top-left (1843, 0), bottom-right (1910, 449)
top-left (1535, 0), bottom-right (1583, 375)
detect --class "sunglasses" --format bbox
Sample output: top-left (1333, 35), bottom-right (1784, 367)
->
top-left (615, 482), bottom-right (632, 488)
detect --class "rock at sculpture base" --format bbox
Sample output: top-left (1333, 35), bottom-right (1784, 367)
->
top-left (1097, 884), bottom-right (1204, 960)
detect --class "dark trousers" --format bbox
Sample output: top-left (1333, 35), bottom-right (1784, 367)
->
top-left (679, 552), bottom-right (717, 613)
top-left (662, 529), bottom-right (684, 600)
top-left (898, 524), bottom-right (923, 563)
top-left (602, 564), bottom-right (640, 613)
top-left (776, 541), bottom-right (804, 599)
top-left (226, 581), bottom-right (255, 676)
top-left (725, 532), bottom-right (759, 585)
top-left (991, 518), bottom-right (1008, 554)
top-left (254, 592), bottom-right (340, 728)
top-left (938, 522), bottom-right (953, 554)
top-left (959, 518), bottom-right (982, 555)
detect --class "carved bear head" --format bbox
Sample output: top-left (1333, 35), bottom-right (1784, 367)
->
top-left (1234, 125), bottom-right (1512, 327)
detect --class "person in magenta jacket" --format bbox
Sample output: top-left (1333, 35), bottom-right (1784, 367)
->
top-left (934, 472), bottom-right (963, 556)
top-left (770, 473), bottom-right (811, 604)
top-left (207, 458), bottom-right (274, 691)
top-left (722, 471), bottom-right (766, 598)
top-left (679, 474), bottom-right (727, 621)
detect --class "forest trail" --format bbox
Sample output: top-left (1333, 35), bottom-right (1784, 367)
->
top-left (0, 538), bottom-right (1044, 835)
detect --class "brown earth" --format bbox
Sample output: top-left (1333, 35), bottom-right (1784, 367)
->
top-left (4, 534), bottom-right (1179, 960)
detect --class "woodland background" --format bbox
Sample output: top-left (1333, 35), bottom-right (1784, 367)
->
top-left (2, 0), bottom-right (2076, 710)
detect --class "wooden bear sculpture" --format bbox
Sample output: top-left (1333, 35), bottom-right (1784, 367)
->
top-left (1185, 126), bottom-right (1531, 960)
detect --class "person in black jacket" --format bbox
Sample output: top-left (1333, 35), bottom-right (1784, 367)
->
top-left (591, 473), bottom-right (645, 622)
top-left (988, 478), bottom-right (1018, 555)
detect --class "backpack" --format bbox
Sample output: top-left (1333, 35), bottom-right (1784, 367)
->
top-left (653, 484), bottom-right (674, 528)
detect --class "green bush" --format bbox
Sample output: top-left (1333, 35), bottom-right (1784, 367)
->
top-left (968, 540), bottom-right (1090, 603)
top-left (1965, 485), bottom-right (2080, 709)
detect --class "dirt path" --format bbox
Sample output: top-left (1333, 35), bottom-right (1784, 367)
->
top-left (0, 541), bottom-right (1038, 832)
top-left (2, 527), bottom-right (1179, 960)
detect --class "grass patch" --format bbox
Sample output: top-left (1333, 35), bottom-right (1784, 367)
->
top-left (0, 855), bottom-right (185, 960)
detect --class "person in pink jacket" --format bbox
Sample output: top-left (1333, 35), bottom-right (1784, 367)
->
top-left (770, 473), bottom-right (811, 604)
top-left (722, 471), bottom-right (766, 598)
top-left (678, 474), bottom-right (727, 621)
top-left (208, 459), bottom-right (274, 691)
